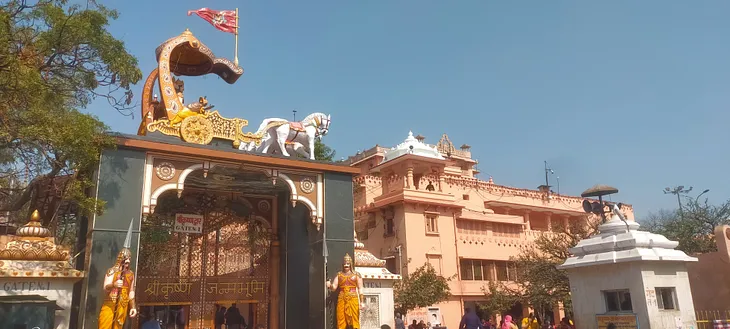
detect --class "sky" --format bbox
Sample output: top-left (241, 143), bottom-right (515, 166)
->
top-left (89, 0), bottom-right (730, 217)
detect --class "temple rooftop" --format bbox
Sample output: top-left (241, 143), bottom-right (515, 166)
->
top-left (560, 213), bottom-right (697, 269)
top-left (381, 131), bottom-right (445, 164)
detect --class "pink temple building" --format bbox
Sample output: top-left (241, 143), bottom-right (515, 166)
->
top-left (346, 132), bottom-right (635, 329)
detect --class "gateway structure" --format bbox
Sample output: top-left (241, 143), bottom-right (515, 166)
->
top-left (72, 29), bottom-right (358, 329)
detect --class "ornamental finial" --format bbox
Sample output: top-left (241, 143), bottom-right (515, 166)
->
top-left (15, 210), bottom-right (51, 238)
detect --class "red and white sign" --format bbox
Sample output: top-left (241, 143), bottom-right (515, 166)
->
top-left (174, 214), bottom-right (204, 234)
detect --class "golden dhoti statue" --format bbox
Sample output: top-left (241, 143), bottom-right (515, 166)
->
top-left (327, 253), bottom-right (363, 329)
top-left (98, 270), bottom-right (135, 329)
top-left (98, 221), bottom-right (137, 329)
top-left (336, 272), bottom-right (361, 329)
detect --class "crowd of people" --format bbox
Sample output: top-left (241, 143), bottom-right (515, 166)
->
top-left (137, 303), bottom-right (266, 329)
top-left (394, 309), bottom-right (577, 329)
top-left (458, 309), bottom-right (576, 329)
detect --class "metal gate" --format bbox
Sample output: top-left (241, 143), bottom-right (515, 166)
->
top-left (134, 191), bottom-right (273, 329)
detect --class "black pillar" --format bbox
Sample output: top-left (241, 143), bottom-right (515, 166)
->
top-left (81, 148), bottom-right (146, 329)
top-left (323, 172), bottom-right (355, 329)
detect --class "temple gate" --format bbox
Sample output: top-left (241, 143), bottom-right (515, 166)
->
top-left (135, 188), bottom-right (274, 328)
top-left (75, 28), bottom-right (359, 329)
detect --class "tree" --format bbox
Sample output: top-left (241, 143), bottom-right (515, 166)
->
top-left (0, 0), bottom-right (142, 228)
top-left (393, 262), bottom-right (452, 315)
top-left (314, 139), bottom-right (336, 162)
top-left (481, 216), bottom-right (599, 322)
top-left (642, 197), bottom-right (730, 254)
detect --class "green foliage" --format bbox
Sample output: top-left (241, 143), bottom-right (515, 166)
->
top-left (0, 0), bottom-right (142, 228)
top-left (643, 197), bottom-right (730, 254)
top-left (393, 262), bottom-right (452, 315)
top-left (314, 139), bottom-right (336, 162)
top-left (482, 216), bottom-right (598, 321)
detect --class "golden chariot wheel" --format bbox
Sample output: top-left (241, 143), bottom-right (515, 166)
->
top-left (180, 116), bottom-right (214, 145)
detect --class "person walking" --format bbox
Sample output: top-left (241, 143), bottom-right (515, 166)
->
top-left (521, 313), bottom-right (539, 329)
top-left (500, 315), bottom-right (517, 329)
top-left (459, 308), bottom-right (483, 329)
top-left (395, 313), bottom-right (406, 329)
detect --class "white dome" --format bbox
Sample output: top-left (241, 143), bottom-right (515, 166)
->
top-left (559, 214), bottom-right (697, 269)
top-left (381, 131), bottom-right (445, 164)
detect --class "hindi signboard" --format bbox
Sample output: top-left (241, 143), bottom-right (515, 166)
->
top-left (137, 277), bottom-right (268, 303)
top-left (174, 213), bottom-right (203, 234)
top-left (596, 314), bottom-right (639, 329)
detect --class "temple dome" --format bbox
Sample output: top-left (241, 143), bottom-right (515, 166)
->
top-left (381, 131), bottom-right (445, 164)
top-left (559, 213), bottom-right (697, 269)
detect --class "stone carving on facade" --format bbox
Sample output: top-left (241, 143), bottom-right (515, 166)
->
top-left (155, 162), bottom-right (176, 181)
top-left (300, 177), bottom-right (315, 194)
top-left (257, 200), bottom-right (271, 213)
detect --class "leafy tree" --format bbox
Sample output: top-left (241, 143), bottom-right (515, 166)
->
top-left (314, 139), bottom-right (336, 162)
top-left (393, 262), bottom-right (452, 315)
top-left (481, 216), bottom-right (599, 322)
top-left (0, 0), bottom-right (142, 228)
top-left (642, 197), bottom-right (730, 254)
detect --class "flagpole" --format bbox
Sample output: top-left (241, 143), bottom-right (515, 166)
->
top-left (234, 8), bottom-right (239, 66)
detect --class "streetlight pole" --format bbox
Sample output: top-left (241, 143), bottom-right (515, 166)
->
top-left (695, 189), bottom-right (710, 203)
top-left (664, 186), bottom-right (693, 218)
top-left (544, 161), bottom-right (554, 190)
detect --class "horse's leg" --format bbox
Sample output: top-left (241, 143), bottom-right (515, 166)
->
top-left (277, 126), bottom-right (291, 157)
top-left (259, 130), bottom-right (274, 153)
top-left (307, 134), bottom-right (316, 160)
top-left (295, 143), bottom-right (310, 159)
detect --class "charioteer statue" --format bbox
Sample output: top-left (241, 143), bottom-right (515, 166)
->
top-left (98, 221), bottom-right (137, 329)
top-left (168, 77), bottom-right (215, 126)
top-left (326, 253), bottom-right (364, 329)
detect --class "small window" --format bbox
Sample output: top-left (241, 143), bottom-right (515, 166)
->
top-left (494, 261), bottom-right (511, 281)
top-left (463, 194), bottom-right (470, 200)
top-left (384, 218), bottom-right (395, 237)
top-left (385, 257), bottom-right (398, 274)
top-left (656, 287), bottom-right (677, 310)
top-left (427, 255), bottom-right (442, 275)
top-left (460, 259), bottom-right (474, 280)
top-left (472, 260), bottom-right (484, 280)
top-left (426, 214), bottom-right (439, 234)
top-left (604, 290), bottom-right (633, 313)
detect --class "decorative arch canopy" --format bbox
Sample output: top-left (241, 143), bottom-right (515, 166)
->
top-left (143, 155), bottom-right (324, 229)
top-left (154, 29), bottom-right (243, 121)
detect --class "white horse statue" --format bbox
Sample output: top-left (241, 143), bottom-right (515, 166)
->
top-left (239, 112), bottom-right (331, 160)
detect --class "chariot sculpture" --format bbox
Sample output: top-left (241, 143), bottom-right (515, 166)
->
top-left (137, 29), bottom-right (331, 160)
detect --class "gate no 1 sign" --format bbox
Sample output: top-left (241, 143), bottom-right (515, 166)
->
top-left (175, 213), bottom-right (204, 234)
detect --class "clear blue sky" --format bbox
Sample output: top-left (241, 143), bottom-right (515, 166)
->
top-left (92, 0), bottom-right (730, 217)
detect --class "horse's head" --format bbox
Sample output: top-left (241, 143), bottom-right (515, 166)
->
top-left (198, 96), bottom-right (208, 106)
top-left (315, 114), bottom-right (331, 136)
